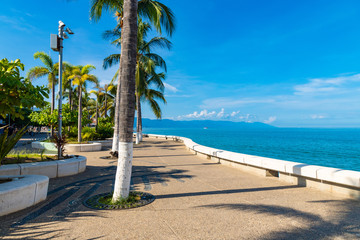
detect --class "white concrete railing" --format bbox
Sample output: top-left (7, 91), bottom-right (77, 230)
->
top-left (0, 156), bottom-right (87, 178)
top-left (147, 134), bottom-right (360, 198)
top-left (0, 175), bottom-right (49, 217)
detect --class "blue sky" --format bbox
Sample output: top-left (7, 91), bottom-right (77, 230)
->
top-left (1, 0), bottom-right (360, 127)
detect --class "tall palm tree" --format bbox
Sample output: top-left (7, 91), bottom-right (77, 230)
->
top-left (27, 52), bottom-right (58, 136)
top-left (68, 65), bottom-right (98, 142)
top-left (104, 19), bottom-right (171, 144)
top-left (91, 0), bottom-right (175, 156)
top-left (110, 0), bottom-right (138, 201)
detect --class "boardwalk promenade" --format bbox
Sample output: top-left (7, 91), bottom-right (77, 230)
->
top-left (1, 138), bottom-right (360, 239)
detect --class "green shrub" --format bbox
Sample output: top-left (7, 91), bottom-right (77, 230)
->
top-left (82, 127), bottom-right (99, 141)
top-left (64, 127), bottom-right (78, 139)
top-left (97, 120), bottom-right (113, 139)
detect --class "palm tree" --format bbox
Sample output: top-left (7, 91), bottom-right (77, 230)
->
top-left (104, 19), bottom-right (171, 144)
top-left (91, 0), bottom-right (175, 156)
top-left (27, 52), bottom-right (57, 136)
top-left (68, 65), bottom-right (98, 142)
top-left (62, 63), bottom-right (75, 111)
top-left (110, 0), bottom-right (138, 201)
top-left (136, 71), bottom-right (166, 143)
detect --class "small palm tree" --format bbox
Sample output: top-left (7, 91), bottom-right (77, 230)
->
top-left (69, 65), bottom-right (98, 142)
top-left (27, 52), bottom-right (58, 136)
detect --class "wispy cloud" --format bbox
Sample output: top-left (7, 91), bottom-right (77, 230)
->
top-left (263, 116), bottom-right (277, 124)
top-left (294, 73), bottom-right (360, 95)
top-left (164, 83), bottom-right (179, 93)
top-left (200, 97), bottom-right (275, 109)
top-left (0, 15), bottom-right (37, 33)
top-left (310, 114), bottom-right (326, 119)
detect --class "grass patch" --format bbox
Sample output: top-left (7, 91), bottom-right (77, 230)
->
top-left (84, 192), bottom-right (155, 210)
top-left (2, 153), bottom-right (57, 165)
top-left (99, 192), bottom-right (141, 206)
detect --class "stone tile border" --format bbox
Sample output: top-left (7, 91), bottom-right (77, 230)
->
top-left (147, 134), bottom-right (360, 199)
top-left (0, 175), bottom-right (49, 217)
top-left (0, 156), bottom-right (87, 178)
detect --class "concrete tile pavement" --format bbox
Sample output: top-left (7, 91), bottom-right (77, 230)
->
top-left (1, 137), bottom-right (360, 239)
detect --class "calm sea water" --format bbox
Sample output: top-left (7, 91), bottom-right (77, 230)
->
top-left (143, 127), bottom-right (360, 171)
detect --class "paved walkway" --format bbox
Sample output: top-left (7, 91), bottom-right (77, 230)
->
top-left (1, 138), bottom-right (360, 239)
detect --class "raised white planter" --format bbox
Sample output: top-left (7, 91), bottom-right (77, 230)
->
top-left (32, 141), bottom-right (102, 152)
top-left (147, 134), bottom-right (360, 199)
top-left (89, 140), bottom-right (112, 148)
top-left (0, 156), bottom-right (87, 178)
top-left (0, 175), bottom-right (49, 217)
top-left (65, 143), bottom-right (102, 152)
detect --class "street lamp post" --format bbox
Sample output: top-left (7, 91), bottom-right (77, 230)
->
top-left (51, 20), bottom-right (74, 158)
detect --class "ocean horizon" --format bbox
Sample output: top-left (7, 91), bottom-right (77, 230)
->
top-left (143, 127), bottom-right (360, 172)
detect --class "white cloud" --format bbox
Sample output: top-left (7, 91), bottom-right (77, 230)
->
top-left (294, 73), bottom-right (360, 95)
top-left (310, 114), bottom-right (326, 119)
top-left (230, 111), bottom-right (240, 117)
top-left (217, 108), bottom-right (225, 118)
top-left (263, 116), bottom-right (277, 124)
top-left (164, 83), bottom-right (179, 93)
top-left (177, 109), bottom-right (259, 122)
top-left (185, 109), bottom-right (216, 118)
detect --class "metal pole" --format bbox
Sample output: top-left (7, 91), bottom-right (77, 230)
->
top-left (58, 22), bottom-right (65, 158)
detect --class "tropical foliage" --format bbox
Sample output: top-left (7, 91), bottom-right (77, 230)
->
top-left (0, 126), bottom-right (28, 165)
top-left (0, 58), bottom-right (48, 120)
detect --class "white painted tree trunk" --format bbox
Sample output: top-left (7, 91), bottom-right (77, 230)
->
top-left (139, 131), bottom-right (142, 142)
top-left (135, 131), bottom-right (140, 144)
top-left (112, 142), bottom-right (133, 201)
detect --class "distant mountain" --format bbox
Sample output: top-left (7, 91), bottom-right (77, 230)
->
top-left (137, 118), bottom-right (276, 129)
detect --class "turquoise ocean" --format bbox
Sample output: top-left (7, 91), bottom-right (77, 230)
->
top-left (143, 127), bottom-right (360, 171)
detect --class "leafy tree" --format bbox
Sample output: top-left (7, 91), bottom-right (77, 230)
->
top-left (0, 58), bottom-right (48, 120)
top-left (29, 104), bottom-right (90, 131)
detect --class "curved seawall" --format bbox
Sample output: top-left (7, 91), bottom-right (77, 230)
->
top-left (147, 134), bottom-right (360, 199)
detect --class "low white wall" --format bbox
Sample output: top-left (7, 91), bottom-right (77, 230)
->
top-left (0, 175), bottom-right (49, 217)
top-left (32, 141), bottom-right (102, 152)
top-left (147, 134), bottom-right (360, 199)
top-left (0, 156), bottom-right (87, 178)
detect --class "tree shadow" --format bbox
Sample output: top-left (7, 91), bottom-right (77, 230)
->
top-left (199, 201), bottom-right (360, 239)
top-left (0, 161), bottom-right (193, 238)
top-left (155, 185), bottom-right (301, 200)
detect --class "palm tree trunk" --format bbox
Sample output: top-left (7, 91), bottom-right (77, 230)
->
top-left (51, 81), bottom-right (55, 137)
top-left (135, 93), bottom-right (140, 144)
top-left (68, 85), bottom-right (72, 132)
top-left (111, 67), bottom-right (121, 154)
top-left (105, 86), bottom-right (108, 118)
top-left (95, 98), bottom-right (99, 131)
top-left (112, 0), bottom-right (138, 202)
top-left (139, 101), bottom-right (143, 142)
top-left (78, 85), bottom-right (82, 143)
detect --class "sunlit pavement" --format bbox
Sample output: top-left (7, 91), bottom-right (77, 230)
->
top-left (1, 137), bottom-right (360, 239)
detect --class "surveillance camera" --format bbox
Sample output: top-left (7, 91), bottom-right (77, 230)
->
top-left (65, 27), bottom-right (74, 35)
top-left (59, 21), bottom-right (65, 27)
top-left (63, 32), bottom-right (69, 39)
